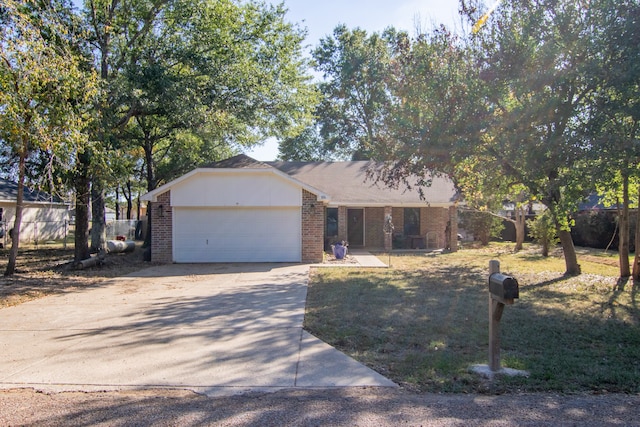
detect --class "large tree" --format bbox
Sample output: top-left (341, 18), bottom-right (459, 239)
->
top-left (460, 0), bottom-right (607, 274)
top-left (371, 0), bottom-right (612, 275)
top-left (112, 0), bottom-right (317, 191)
top-left (278, 125), bottom-right (329, 161)
top-left (588, 0), bottom-right (640, 279)
top-left (312, 25), bottom-right (398, 160)
top-left (81, 0), bottom-right (172, 254)
top-left (81, 0), bottom-right (317, 252)
top-left (0, 0), bottom-right (96, 274)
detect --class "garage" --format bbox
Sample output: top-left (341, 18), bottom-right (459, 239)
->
top-left (173, 207), bottom-right (301, 263)
top-left (141, 154), bottom-right (328, 264)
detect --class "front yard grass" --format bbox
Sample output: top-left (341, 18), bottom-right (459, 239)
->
top-left (304, 243), bottom-right (640, 394)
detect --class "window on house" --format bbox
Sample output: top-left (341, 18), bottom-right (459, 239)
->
top-left (326, 208), bottom-right (338, 237)
top-left (404, 208), bottom-right (420, 236)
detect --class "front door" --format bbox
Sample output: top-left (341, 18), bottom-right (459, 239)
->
top-left (347, 208), bottom-right (364, 247)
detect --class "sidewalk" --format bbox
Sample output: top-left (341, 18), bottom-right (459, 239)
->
top-left (315, 249), bottom-right (388, 268)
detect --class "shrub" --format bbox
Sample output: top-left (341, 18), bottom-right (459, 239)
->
top-left (459, 210), bottom-right (504, 245)
top-left (527, 211), bottom-right (559, 256)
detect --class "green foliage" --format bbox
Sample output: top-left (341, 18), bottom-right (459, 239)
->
top-left (278, 125), bottom-right (330, 161)
top-left (312, 25), bottom-right (398, 160)
top-left (92, 0), bottom-right (319, 190)
top-left (527, 211), bottom-right (559, 256)
top-left (459, 210), bottom-right (504, 246)
top-left (0, 0), bottom-right (97, 163)
top-left (385, 27), bottom-right (482, 172)
top-left (0, 0), bottom-right (98, 272)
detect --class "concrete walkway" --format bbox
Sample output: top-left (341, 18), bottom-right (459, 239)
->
top-left (0, 263), bottom-right (395, 397)
top-left (315, 249), bottom-right (389, 268)
top-left (347, 250), bottom-right (388, 267)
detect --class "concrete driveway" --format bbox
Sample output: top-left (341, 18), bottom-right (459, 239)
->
top-left (0, 263), bottom-right (395, 397)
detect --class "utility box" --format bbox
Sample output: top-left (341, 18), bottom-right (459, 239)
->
top-left (489, 273), bottom-right (519, 300)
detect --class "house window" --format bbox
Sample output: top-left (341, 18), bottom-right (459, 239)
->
top-left (404, 208), bottom-right (420, 236)
top-left (326, 208), bottom-right (338, 237)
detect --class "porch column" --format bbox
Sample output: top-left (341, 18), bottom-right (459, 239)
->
top-left (337, 206), bottom-right (348, 243)
top-left (384, 206), bottom-right (393, 252)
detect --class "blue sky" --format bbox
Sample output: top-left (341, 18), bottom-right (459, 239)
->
top-left (277, 0), bottom-right (464, 49)
top-left (246, 0), bottom-right (465, 160)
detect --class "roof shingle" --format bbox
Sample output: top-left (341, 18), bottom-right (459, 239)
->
top-left (0, 179), bottom-right (65, 204)
top-left (267, 160), bottom-right (458, 206)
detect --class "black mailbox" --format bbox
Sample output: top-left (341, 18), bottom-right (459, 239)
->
top-left (489, 273), bottom-right (519, 300)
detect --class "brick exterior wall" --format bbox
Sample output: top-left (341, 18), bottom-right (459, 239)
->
top-left (150, 190), bottom-right (173, 263)
top-left (329, 205), bottom-right (456, 251)
top-left (337, 206), bottom-right (348, 243)
top-left (364, 207), bottom-right (385, 249)
top-left (448, 205), bottom-right (458, 252)
top-left (387, 206), bottom-right (457, 251)
top-left (301, 189), bottom-right (324, 263)
top-left (422, 207), bottom-right (447, 249)
top-left (147, 187), bottom-right (455, 263)
top-left (422, 206), bottom-right (459, 251)
top-left (392, 207), bottom-right (405, 238)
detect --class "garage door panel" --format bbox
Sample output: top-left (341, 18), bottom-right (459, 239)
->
top-left (173, 208), bottom-right (301, 263)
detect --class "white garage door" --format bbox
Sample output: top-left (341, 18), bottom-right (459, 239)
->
top-left (173, 207), bottom-right (301, 263)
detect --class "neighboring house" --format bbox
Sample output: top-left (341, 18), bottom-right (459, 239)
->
top-left (0, 178), bottom-right (70, 244)
top-left (141, 154), bottom-right (459, 263)
top-left (577, 194), bottom-right (620, 213)
top-left (105, 206), bottom-right (117, 222)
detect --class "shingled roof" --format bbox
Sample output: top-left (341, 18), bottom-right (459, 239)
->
top-left (267, 160), bottom-right (458, 207)
top-left (0, 178), bottom-right (66, 204)
top-left (143, 154), bottom-right (458, 207)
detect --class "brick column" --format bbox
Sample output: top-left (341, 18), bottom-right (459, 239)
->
top-left (150, 190), bottom-right (173, 263)
top-left (384, 206), bottom-right (393, 252)
top-left (337, 206), bottom-right (348, 243)
top-left (301, 190), bottom-right (324, 263)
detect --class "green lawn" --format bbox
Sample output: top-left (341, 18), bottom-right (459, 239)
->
top-left (304, 243), bottom-right (640, 394)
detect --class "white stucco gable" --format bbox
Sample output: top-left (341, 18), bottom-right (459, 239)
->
top-left (171, 169), bottom-right (303, 207)
top-left (141, 161), bottom-right (330, 207)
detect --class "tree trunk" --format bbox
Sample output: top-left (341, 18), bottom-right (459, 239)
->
top-left (143, 136), bottom-right (155, 248)
top-left (126, 180), bottom-right (133, 220)
top-left (618, 175), bottom-right (631, 277)
top-left (115, 186), bottom-right (120, 221)
top-left (541, 233), bottom-right (550, 257)
top-left (90, 180), bottom-right (107, 253)
top-left (557, 227), bottom-right (581, 275)
top-left (633, 184), bottom-right (640, 282)
top-left (514, 206), bottom-right (525, 252)
top-left (74, 152), bottom-right (91, 262)
top-left (4, 147), bottom-right (28, 276)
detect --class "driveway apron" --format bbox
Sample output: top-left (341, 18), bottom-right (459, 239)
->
top-left (0, 264), bottom-right (395, 396)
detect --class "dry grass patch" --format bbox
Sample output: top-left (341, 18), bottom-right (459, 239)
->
top-left (0, 244), bottom-right (149, 308)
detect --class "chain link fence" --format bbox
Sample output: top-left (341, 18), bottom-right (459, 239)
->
top-left (0, 219), bottom-right (146, 249)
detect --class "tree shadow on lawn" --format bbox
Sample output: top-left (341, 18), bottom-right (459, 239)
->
top-left (306, 265), bottom-right (640, 394)
top-left (601, 276), bottom-right (639, 324)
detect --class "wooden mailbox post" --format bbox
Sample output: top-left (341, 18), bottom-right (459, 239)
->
top-left (488, 260), bottom-right (519, 372)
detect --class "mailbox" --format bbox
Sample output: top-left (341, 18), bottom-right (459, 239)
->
top-left (489, 273), bottom-right (519, 300)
